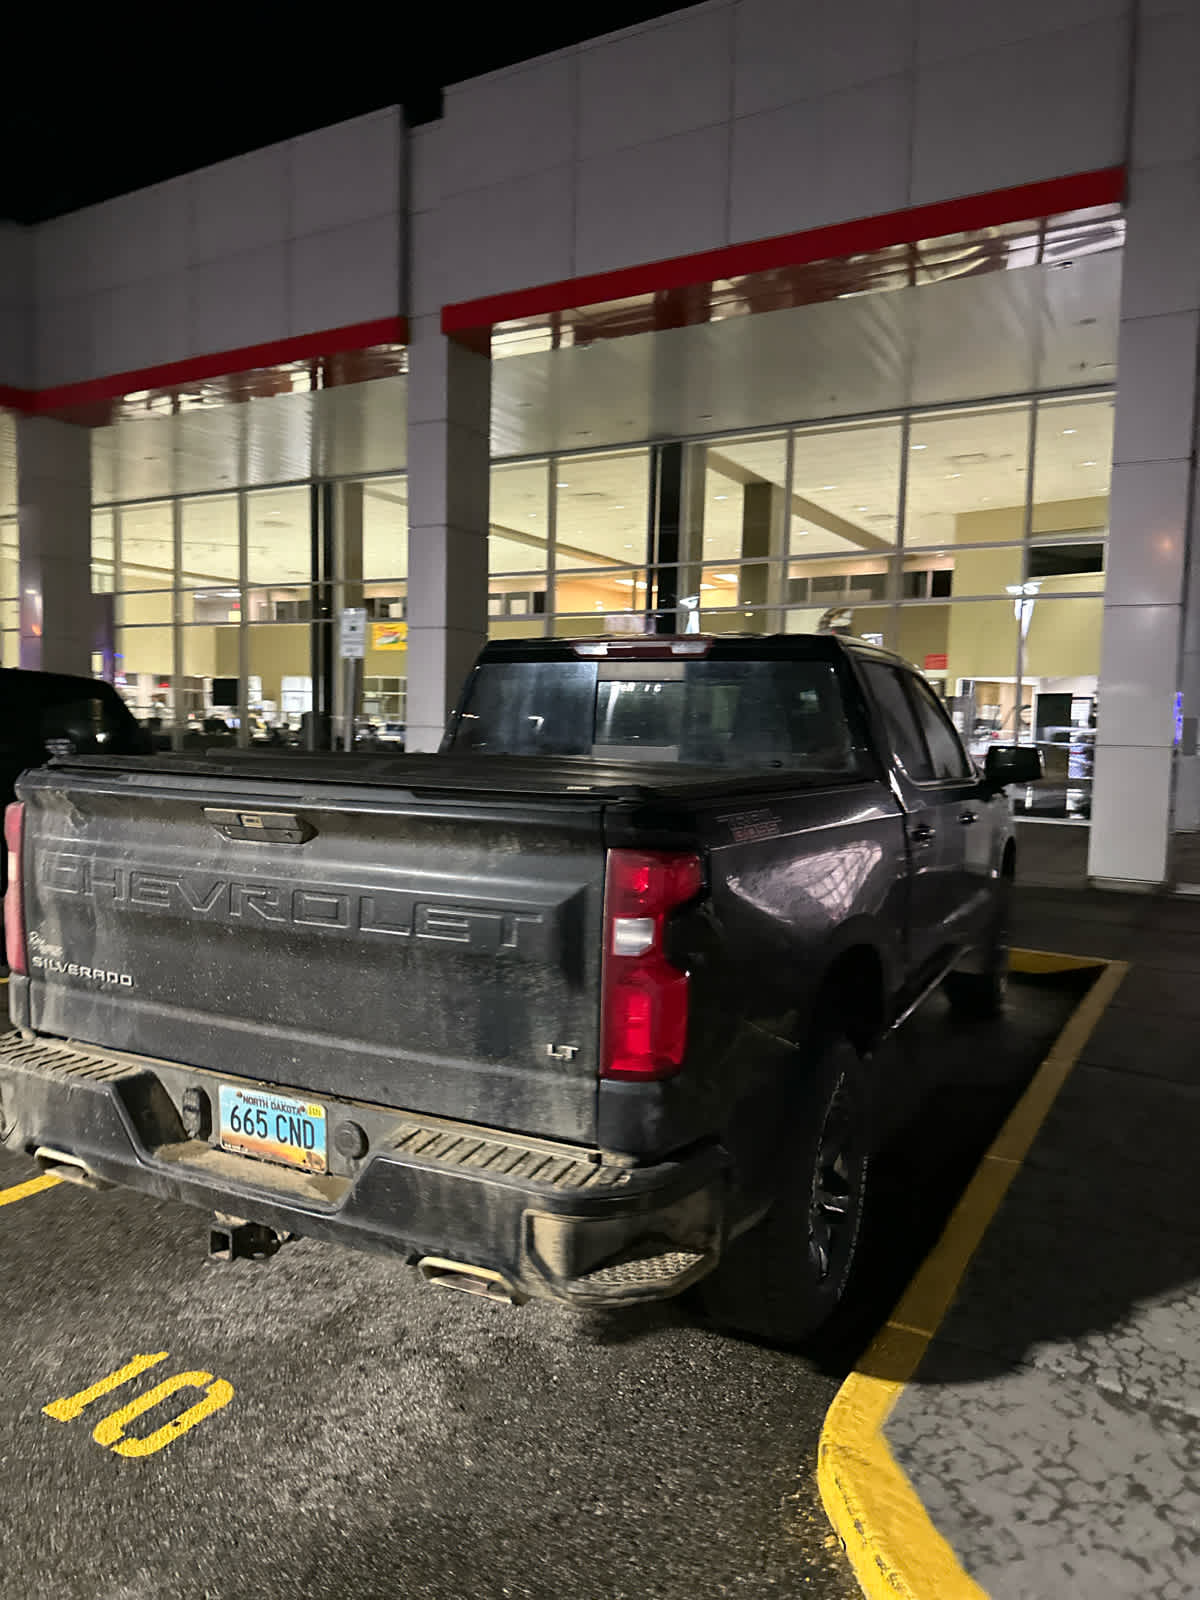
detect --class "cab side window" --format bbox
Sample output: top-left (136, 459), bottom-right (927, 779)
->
top-left (905, 675), bottom-right (973, 781)
top-left (860, 663), bottom-right (934, 782)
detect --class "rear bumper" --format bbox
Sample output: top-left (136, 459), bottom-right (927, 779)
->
top-left (0, 1030), bottom-right (728, 1307)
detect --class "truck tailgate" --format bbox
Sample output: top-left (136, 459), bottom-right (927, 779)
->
top-left (16, 764), bottom-right (606, 1143)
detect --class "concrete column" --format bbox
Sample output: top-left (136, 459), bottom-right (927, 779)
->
top-left (1087, 3), bottom-right (1200, 887)
top-left (739, 482), bottom-right (786, 632)
top-left (336, 480), bottom-right (365, 608)
top-left (404, 316), bottom-right (491, 750)
top-left (675, 444), bottom-right (707, 630)
top-left (16, 416), bottom-right (92, 676)
top-left (652, 442), bottom-right (683, 627)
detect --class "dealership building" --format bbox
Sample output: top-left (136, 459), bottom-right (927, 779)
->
top-left (0, 0), bottom-right (1197, 889)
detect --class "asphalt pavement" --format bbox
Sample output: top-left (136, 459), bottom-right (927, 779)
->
top-left (0, 969), bottom-right (1084, 1600)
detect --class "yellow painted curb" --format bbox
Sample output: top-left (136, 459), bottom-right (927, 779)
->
top-left (818, 950), bottom-right (1129, 1600)
top-left (1008, 948), bottom-right (1108, 975)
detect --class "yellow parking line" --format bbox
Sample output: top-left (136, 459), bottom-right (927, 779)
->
top-left (1008, 947), bottom-right (1108, 975)
top-left (818, 951), bottom-right (1128, 1600)
top-left (0, 1174), bottom-right (61, 1207)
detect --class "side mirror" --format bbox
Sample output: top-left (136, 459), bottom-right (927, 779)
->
top-left (984, 744), bottom-right (1044, 787)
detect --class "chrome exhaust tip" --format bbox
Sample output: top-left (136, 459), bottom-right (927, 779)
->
top-left (418, 1256), bottom-right (525, 1305)
top-left (33, 1147), bottom-right (113, 1191)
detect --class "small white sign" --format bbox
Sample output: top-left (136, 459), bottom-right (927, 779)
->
top-left (339, 608), bottom-right (367, 659)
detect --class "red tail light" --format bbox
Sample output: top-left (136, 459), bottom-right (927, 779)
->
top-left (601, 849), bottom-right (703, 1081)
top-left (4, 802), bottom-right (25, 976)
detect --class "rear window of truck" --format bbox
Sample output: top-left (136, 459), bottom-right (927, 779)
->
top-left (449, 658), bottom-right (873, 776)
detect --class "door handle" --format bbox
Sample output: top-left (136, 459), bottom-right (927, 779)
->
top-left (959, 811), bottom-right (979, 825)
top-left (911, 823), bottom-right (936, 845)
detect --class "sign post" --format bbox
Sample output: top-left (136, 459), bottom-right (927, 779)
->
top-left (337, 608), bottom-right (367, 751)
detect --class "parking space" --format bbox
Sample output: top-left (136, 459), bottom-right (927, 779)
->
top-left (0, 970), bottom-right (1090, 1600)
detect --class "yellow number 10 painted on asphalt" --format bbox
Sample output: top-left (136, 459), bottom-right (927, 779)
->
top-left (43, 1351), bottom-right (234, 1458)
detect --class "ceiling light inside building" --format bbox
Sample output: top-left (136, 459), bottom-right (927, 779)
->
top-left (556, 481), bottom-right (569, 488)
top-left (1062, 428), bottom-right (1077, 435)
top-left (1081, 459), bottom-right (1097, 466)
top-left (911, 444), bottom-right (927, 451)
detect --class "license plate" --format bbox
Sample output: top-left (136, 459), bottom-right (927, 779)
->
top-left (218, 1085), bottom-right (327, 1173)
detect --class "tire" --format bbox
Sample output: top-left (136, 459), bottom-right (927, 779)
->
top-left (944, 866), bottom-right (1013, 1019)
top-left (698, 1035), bottom-right (870, 1345)
top-left (942, 960), bottom-right (1008, 1018)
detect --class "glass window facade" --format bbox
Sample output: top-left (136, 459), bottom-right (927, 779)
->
top-left (485, 387), bottom-right (1114, 819)
top-left (100, 469), bottom-right (406, 747)
top-left (87, 375), bottom-right (409, 748)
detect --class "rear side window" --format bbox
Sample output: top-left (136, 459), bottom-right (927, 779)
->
top-left (905, 676), bottom-right (973, 780)
top-left (36, 695), bottom-right (130, 756)
top-left (35, 690), bottom-right (146, 757)
top-left (0, 681), bottom-right (146, 762)
top-left (859, 663), bottom-right (934, 782)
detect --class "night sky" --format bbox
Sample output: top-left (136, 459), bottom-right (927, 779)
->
top-left (1, 7), bottom-right (692, 223)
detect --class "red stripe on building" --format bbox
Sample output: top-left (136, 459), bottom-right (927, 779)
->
top-left (442, 168), bottom-right (1126, 336)
top-left (1, 316), bottom-right (408, 423)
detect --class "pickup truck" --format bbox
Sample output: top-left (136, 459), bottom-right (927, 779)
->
top-left (0, 634), bottom-right (1040, 1342)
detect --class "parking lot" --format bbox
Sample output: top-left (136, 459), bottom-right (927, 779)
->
top-left (0, 969), bottom-right (1090, 1600)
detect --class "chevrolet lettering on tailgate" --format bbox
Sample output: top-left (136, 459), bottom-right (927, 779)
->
top-left (38, 853), bottom-right (554, 956)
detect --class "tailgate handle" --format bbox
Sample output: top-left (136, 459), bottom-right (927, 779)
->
top-left (204, 808), bottom-right (316, 845)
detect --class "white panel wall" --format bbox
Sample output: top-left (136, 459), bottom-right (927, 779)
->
top-left (0, 223), bottom-right (33, 390)
top-left (32, 110), bottom-right (404, 390)
top-left (411, 0), bottom-right (1131, 319)
top-left (8, 0), bottom-right (1138, 383)
top-left (1088, 2), bottom-right (1200, 884)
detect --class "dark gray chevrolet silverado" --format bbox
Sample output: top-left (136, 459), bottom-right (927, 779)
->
top-left (0, 633), bottom-right (1039, 1341)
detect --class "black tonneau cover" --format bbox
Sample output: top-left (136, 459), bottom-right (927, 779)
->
top-left (49, 751), bottom-right (863, 805)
